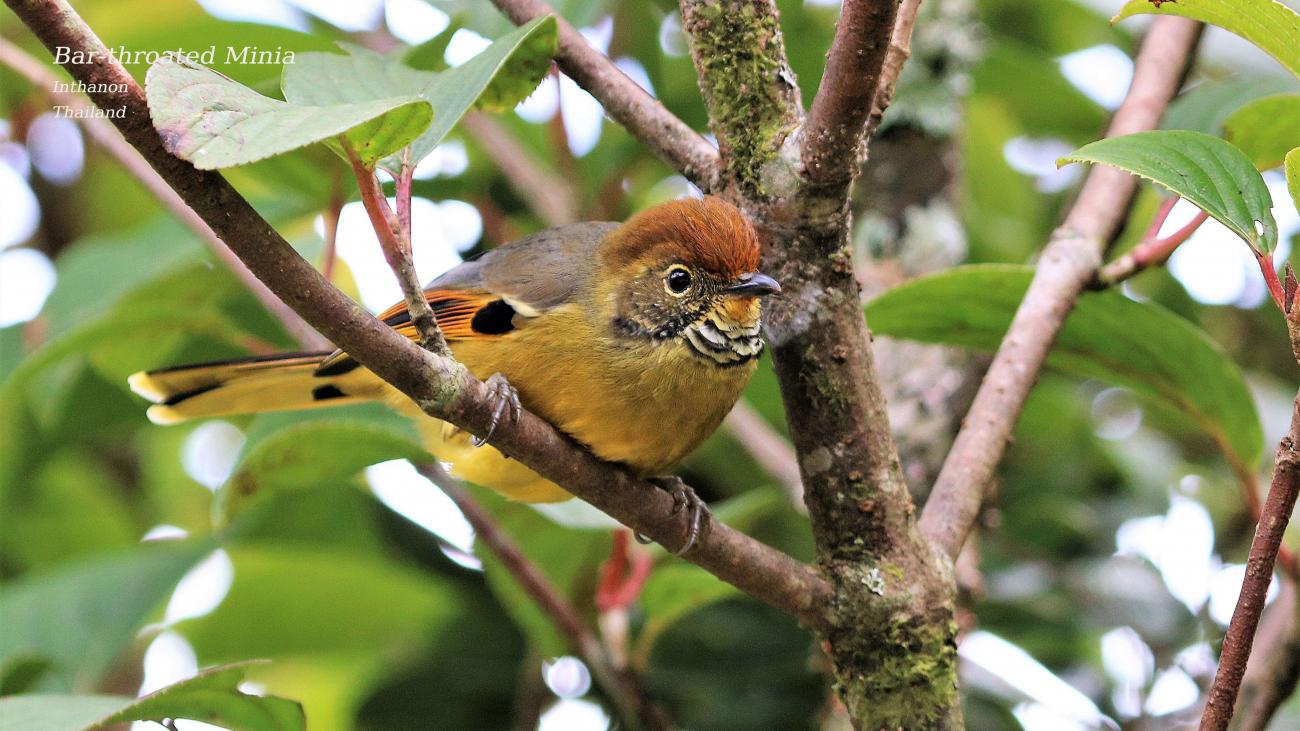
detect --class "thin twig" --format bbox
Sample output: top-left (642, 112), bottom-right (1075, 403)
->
top-left (4, 0), bottom-right (833, 628)
top-left (414, 462), bottom-right (671, 731)
top-left (395, 150), bottom-right (415, 239)
top-left (341, 138), bottom-right (449, 356)
top-left (1200, 391), bottom-right (1300, 730)
top-left (917, 16), bottom-right (1204, 560)
top-left (801, 0), bottom-right (903, 186)
top-left (461, 110), bottom-right (578, 226)
top-left (863, 0), bottom-right (924, 142)
top-left (490, 0), bottom-right (719, 191)
top-left (0, 36), bottom-right (327, 350)
top-left (1095, 199), bottom-right (1209, 286)
top-left (722, 401), bottom-right (805, 509)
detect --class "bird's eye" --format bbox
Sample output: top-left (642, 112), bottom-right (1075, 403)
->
top-left (665, 266), bottom-right (693, 295)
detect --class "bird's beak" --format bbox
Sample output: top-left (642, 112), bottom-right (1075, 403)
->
top-left (723, 271), bottom-right (781, 297)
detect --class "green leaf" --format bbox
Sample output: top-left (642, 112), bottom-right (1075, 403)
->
top-left (1163, 75), bottom-right (1300, 135)
top-left (1113, 0), bottom-right (1300, 78)
top-left (173, 546), bottom-right (473, 728)
top-left (98, 661), bottom-right (302, 730)
top-left (865, 265), bottom-right (1264, 473)
top-left (645, 600), bottom-right (824, 731)
top-left (215, 403), bottom-right (429, 524)
top-left (40, 218), bottom-right (206, 336)
top-left (634, 564), bottom-right (738, 663)
top-left (178, 546), bottom-right (464, 659)
top-left (281, 16), bottom-right (556, 174)
top-left (0, 662), bottom-right (303, 731)
top-left (1287, 147), bottom-right (1300, 212)
top-left (145, 57), bottom-right (432, 169)
top-left (1223, 94), bottom-right (1300, 169)
top-left (1059, 130), bottom-right (1278, 253)
top-left (0, 542), bottom-right (210, 691)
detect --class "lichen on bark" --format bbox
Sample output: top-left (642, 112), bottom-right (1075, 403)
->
top-left (680, 0), bottom-right (800, 198)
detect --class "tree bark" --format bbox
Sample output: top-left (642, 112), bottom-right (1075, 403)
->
top-left (680, 1), bottom-right (962, 726)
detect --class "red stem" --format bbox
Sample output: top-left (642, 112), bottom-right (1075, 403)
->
top-left (1261, 254), bottom-right (1286, 312)
top-left (1134, 209), bottom-right (1208, 268)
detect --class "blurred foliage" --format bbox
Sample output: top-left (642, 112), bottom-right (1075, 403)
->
top-left (2, 0), bottom-right (1300, 729)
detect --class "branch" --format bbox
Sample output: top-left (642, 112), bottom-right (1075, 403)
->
top-left (489, 0), bottom-right (720, 191)
top-left (0, 36), bottom-right (327, 350)
top-left (863, 0), bottom-right (924, 142)
top-left (801, 0), bottom-right (902, 187)
top-left (917, 16), bottom-right (1204, 560)
top-left (461, 110), bottom-right (578, 226)
top-left (1235, 580), bottom-right (1300, 731)
top-left (413, 462), bottom-right (671, 731)
top-left (3, 0), bottom-right (831, 630)
top-left (1200, 391), bottom-right (1300, 731)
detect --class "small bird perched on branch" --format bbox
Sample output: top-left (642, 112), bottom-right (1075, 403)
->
top-left (128, 196), bottom-right (780, 553)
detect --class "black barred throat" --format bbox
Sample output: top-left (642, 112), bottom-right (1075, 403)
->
top-left (683, 313), bottom-right (763, 367)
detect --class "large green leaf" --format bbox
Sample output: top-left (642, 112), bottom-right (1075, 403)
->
top-left (865, 265), bottom-right (1264, 473)
top-left (145, 57), bottom-right (432, 169)
top-left (1223, 94), bottom-right (1300, 170)
top-left (1059, 130), bottom-right (1278, 254)
top-left (0, 542), bottom-right (210, 691)
top-left (281, 16), bottom-right (556, 174)
top-left (0, 662), bottom-right (302, 731)
top-left (1114, 0), bottom-right (1300, 78)
top-left (215, 404), bottom-right (429, 524)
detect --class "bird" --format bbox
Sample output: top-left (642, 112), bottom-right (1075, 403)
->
top-left (128, 196), bottom-right (780, 553)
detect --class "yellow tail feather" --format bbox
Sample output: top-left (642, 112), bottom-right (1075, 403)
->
top-left (128, 352), bottom-right (381, 425)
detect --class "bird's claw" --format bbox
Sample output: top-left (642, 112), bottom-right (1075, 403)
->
top-left (472, 373), bottom-right (521, 447)
top-left (643, 476), bottom-right (710, 555)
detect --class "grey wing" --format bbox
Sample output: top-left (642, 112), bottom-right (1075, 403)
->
top-left (426, 221), bottom-right (618, 314)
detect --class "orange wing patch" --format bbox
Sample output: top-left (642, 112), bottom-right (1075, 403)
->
top-left (378, 289), bottom-right (498, 341)
top-left (315, 290), bottom-right (510, 377)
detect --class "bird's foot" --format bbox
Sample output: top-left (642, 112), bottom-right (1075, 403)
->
top-left (472, 373), bottom-right (522, 447)
top-left (633, 476), bottom-right (710, 555)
